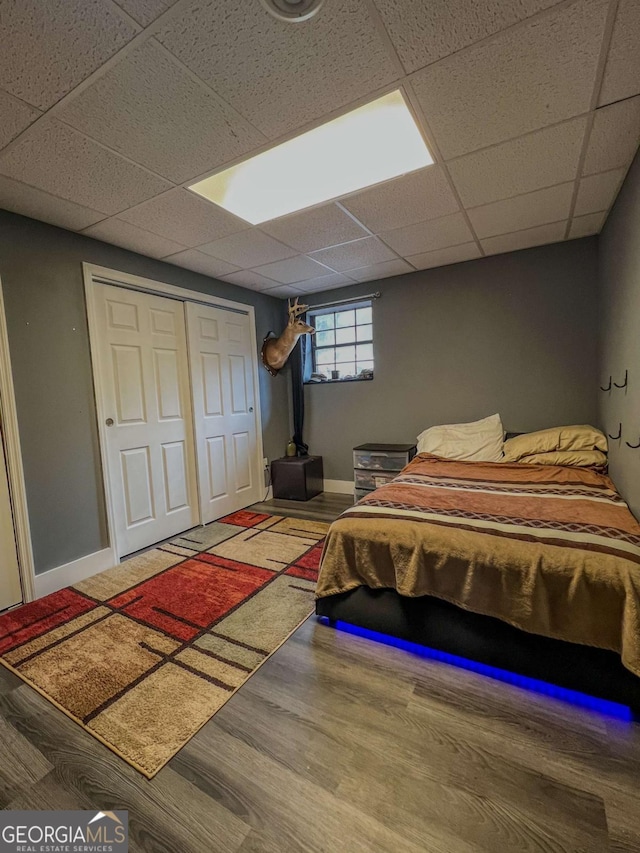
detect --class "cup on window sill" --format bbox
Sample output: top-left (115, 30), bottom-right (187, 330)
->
top-left (331, 369), bottom-right (340, 380)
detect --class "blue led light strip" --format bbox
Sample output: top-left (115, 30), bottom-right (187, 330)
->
top-left (318, 617), bottom-right (634, 721)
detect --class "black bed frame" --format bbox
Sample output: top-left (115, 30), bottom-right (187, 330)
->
top-left (316, 587), bottom-right (640, 714)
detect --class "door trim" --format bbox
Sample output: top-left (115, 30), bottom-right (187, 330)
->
top-left (0, 274), bottom-right (36, 602)
top-left (83, 263), bottom-right (266, 560)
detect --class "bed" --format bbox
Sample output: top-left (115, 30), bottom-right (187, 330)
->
top-left (315, 452), bottom-right (640, 712)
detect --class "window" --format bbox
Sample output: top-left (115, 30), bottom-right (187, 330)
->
top-left (307, 300), bottom-right (374, 383)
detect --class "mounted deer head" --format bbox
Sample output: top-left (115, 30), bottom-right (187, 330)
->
top-left (261, 298), bottom-right (315, 376)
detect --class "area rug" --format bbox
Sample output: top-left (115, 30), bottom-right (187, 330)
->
top-left (0, 511), bottom-right (328, 778)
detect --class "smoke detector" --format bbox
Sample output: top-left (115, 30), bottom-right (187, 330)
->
top-left (260, 0), bottom-right (324, 23)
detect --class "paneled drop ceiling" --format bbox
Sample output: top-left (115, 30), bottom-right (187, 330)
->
top-left (0, 0), bottom-right (639, 298)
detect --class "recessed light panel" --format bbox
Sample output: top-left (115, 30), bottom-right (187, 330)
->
top-left (188, 90), bottom-right (433, 225)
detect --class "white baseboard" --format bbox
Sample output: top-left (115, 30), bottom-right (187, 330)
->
top-left (34, 546), bottom-right (117, 599)
top-left (323, 479), bottom-right (354, 495)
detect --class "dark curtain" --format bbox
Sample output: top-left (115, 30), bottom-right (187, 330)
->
top-left (291, 336), bottom-right (310, 456)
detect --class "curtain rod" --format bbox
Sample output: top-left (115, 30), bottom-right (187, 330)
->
top-left (307, 291), bottom-right (381, 311)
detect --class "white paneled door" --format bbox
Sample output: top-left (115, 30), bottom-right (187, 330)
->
top-left (95, 284), bottom-right (199, 556)
top-left (0, 432), bottom-right (21, 611)
top-left (186, 301), bottom-right (262, 523)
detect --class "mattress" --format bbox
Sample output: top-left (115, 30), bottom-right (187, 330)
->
top-left (316, 453), bottom-right (640, 677)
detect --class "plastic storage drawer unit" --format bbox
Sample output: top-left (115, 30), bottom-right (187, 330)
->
top-left (353, 449), bottom-right (410, 470)
top-left (355, 469), bottom-right (398, 490)
top-left (352, 443), bottom-right (416, 503)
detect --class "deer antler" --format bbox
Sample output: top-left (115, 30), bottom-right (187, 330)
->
top-left (288, 297), bottom-right (309, 321)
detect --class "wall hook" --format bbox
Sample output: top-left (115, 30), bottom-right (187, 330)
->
top-left (613, 369), bottom-right (628, 389)
top-left (608, 423), bottom-right (622, 440)
top-left (626, 437), bottom-right (640, 449)
top-left (600, 377), bottom-right (612, 391)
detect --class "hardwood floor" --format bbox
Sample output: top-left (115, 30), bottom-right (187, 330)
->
top-left (249, 491), bottom-right (353, 522)
top-left (1, 492), bottom-right (639, 852)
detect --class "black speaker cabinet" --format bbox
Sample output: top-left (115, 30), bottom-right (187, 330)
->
top-left (271, 456), bottom-right (324, 501)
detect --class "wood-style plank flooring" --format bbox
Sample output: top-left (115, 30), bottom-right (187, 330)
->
top-left (1, 492), bottom-right (639, 852)
top-left (249, 490), bottom-right (353, 523)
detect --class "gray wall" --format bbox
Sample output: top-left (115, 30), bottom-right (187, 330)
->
top-left (0, 210), bottom-right (289, 574)
top-left (304, 238), bottom-right (600, 481)
top-left (598, 150), bottom-right (640, 518)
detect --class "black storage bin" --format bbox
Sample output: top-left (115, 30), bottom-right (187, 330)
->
top-left (271, 456), bottom-right (324, 501)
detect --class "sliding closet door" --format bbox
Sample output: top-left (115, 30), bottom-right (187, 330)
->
top-left (95, 284), bottom-right (199, 556)
top-left (186, 302), bottom-right (262, 523)
top-left (0, 431), bottom-right (21, 610)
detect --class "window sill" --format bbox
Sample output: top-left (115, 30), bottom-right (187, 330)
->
top-left (304, 376), bottom-right (374, 386)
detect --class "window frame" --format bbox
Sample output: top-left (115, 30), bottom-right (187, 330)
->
top-left (305, 299), bottom-right (374, 384)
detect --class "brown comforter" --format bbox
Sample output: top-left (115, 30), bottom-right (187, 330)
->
top-left (317, 454), bottom-right (640, 677)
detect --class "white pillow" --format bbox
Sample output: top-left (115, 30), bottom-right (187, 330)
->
top-left (417, 413), bottom-right (504, 462)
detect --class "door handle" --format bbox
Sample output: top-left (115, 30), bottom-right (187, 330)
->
top-left (249, 407), bottom-right (254, 412)
top-left (105, 418), bottom-right (114, 427)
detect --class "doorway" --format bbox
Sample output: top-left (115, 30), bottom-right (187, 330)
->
top-left (0, 273), bottom-right (34, 606)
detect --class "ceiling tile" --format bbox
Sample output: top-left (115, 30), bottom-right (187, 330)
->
top-left (155, 0), bottom-right (400, 138)
top-left (221, 270), bottom-right (284, 291)
top-left (341, 167), bottom-right (459, 233)
top-left (408, 243), bottom-right (482, 270)
top-left (262, 285), bottom-right (305, 299)
top-left (481, 221), bottom-right (566, 255)
top-left (82, 217), bottom-right (187, 258)
top-left (583, 97), bottom-right (640, 175)
top-left (448, 117), bottom-right (587, 207)
top-left (347, 259), bottom-right (414, 282)
top-left (310, 237), bottom-right (398, 272)
top-left (0, 0), bottom-right (138, 110)
top-left (411, 0), bottom-right (607, 160)
top-left (380, 212), bottom-right (473, 255)
top-left (260, 204), bottom-right (368, 253)
top-left (112, 0), bottom-right (178, 27)
top-left (598, 0), bottom-right (640, 106)
top-left (163, 249), bottom-right (239, 278)
top-left (251, 256), bottom-right (331, 285)
top-left (198, 229), bottom-right (297, 268)
top-left (117, 188), bottom-right (247, 247)
top-left (574, 168), bottom-right (626, 216)
top-left (315, 279), bottom-right (363, 292)
top-left (372, 0), bottom-right (562, 73)
top-left (0, 174), bottom-right (104, 231)
top-left (56, 41), bottom-right (266, 184)
top-left (293, 273), bottom-right (353, 293)
top-left (0, 90), bottom-right (40, 149)
top-left (0, 119), bottom-right (173, 215)
top-left (569, 211), bottom-right (606, 238)
top-left (468, 182), bottom-right (574, 238)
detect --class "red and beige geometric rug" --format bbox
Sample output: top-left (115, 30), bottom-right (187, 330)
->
top-left (0, 511), bottom-right (328, 778)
